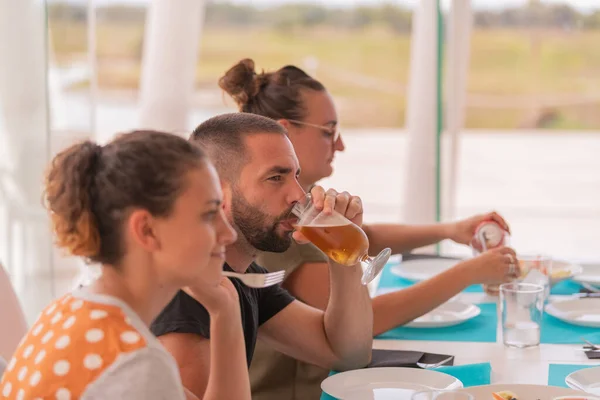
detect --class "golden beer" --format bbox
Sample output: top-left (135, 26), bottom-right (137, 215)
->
top-left (292, 193), bottom-right (391, 284)
top-left (298, 222), bottom-right (369, 266)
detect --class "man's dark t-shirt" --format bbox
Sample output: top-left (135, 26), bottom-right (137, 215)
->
top-left (151, 262), bottom-right (295, 366)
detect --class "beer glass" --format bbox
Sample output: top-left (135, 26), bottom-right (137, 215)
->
top-left (292, 194), bottom-right (391, 285)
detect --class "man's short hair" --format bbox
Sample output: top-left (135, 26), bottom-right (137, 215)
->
top-left (190, 112), bottom-right (288, 181)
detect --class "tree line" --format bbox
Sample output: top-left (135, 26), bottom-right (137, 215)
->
top-left (48, 1), bottom-right (600, 32)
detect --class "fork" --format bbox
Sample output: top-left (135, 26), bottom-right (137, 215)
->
top-left (223, 270), bottom-right (285, 288)
top-left (416, 356), bottom-right (454, 369)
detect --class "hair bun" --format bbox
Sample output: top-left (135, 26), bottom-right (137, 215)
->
top-left (219, 58), bottom-right (268, 108)
top-left (45, 140), bottom-right (103, 260)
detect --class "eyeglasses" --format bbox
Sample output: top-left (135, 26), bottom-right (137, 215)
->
top-left (287, 119), bottom-right (341, 143)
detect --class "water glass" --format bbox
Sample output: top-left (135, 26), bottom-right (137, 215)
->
top-left (412, 390), bottom-right (474, 400)
top-left (500, 282), bottom-right (545, 348)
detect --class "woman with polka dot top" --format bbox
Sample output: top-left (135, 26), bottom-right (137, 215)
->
top-left (0, 131), bottom-right (250, 400)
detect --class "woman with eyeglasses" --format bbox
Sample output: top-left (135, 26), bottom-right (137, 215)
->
top-left (218, 58), bottom-right (518, 400)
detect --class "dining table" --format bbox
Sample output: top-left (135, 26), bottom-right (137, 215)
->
top-left (320, 254), bottom-right (600, 399)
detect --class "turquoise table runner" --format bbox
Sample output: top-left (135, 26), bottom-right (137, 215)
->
top-left (541, 313), bottom-right (600, 344)
top-left (376, 303), bottom-right (497, 343)
top-left (551, 279), bottom-right (586, 295)
top-left (320, 363), bottom-right (492, 400)
top-left (375, 291), bottom-right (596, 344)
top-left (378, 258), bottom-right (598, 344)
top-left (436, 362), bottom-right (492, 387)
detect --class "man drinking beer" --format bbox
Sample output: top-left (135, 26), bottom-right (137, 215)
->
top-left (150, 113), bottom-right (374, 399)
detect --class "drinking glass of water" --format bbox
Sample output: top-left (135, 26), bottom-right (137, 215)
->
top-left (412, 390), bottom-right (474, 400)
top-left (500, 282), bottom-right (545, 348)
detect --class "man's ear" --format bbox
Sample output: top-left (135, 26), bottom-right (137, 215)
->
top-left (221, 180), bottom-right (233, 217)
top-left (277, 119), bottom-right (292, 132)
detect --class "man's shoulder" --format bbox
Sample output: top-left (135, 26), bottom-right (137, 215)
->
top-left (150, 290), bottom-right (211, 338)
top-left (255, 242), bottom-right (328, 274)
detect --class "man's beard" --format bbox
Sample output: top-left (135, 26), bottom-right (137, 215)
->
top-left (231, 189), bottom-right (295, 253)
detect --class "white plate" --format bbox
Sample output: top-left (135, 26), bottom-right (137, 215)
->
top-left (566, 366), bottom-right (600, 396)
top-left (545, 298), bottom-right (600, 327)
top-left (458, 383), bottom-right (589, 399)
top-left (390, 259), bottom-right (461, 282)
top-left (321, 367), bottom-right (463, 399)
top-left (573, 264), bottom-right (600, 287)
top-left (405, 301), bottom-right (481, 328)
top-left (342, 383), bottom-right (432, 400)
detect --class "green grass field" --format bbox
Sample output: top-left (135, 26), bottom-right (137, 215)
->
top-left (49, 21), bottom-right (600, 129)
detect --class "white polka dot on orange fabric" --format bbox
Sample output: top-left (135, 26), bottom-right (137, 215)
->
top-left (56, 387), bottom-right (71, 400)
top-left (53, 360), bottom-right (70, 377)
top-left (45, 303), bottom-right (57, 315)
top-left (120, 331), bottom-right (140, 344)
top-left (6, 357), bottom-right (16, 372)
top-left (16, 388), bottom-right (24, 400)
top-left (90, 310), bottom-right (108, 320)
top-left (34, 349), bottom-right (46, 365)
top-left (83, 354), bottom-right (103, 370)
top-left (62, 315), bottom-right (76, 330)
top-left (85, 329), bottom-right (104, 343)
top-left (2, 382), bottom-right (12, 396)
top-left (41, 330), bottom-right (54, 344)
top-left (70, 299), bottom-right (84, 311)
top-left (29, 371), bottom-right (42, 387)
top-left (23, 344), bottom-right (34, 359)
top-left (55, 335), bottom-right (70, 349)
top-left (32, 323), bottom-right (44, 336)
top-left (50, 311), bottom-right (63, 325)
top-left (17, 366), bottom-right (27, 382)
